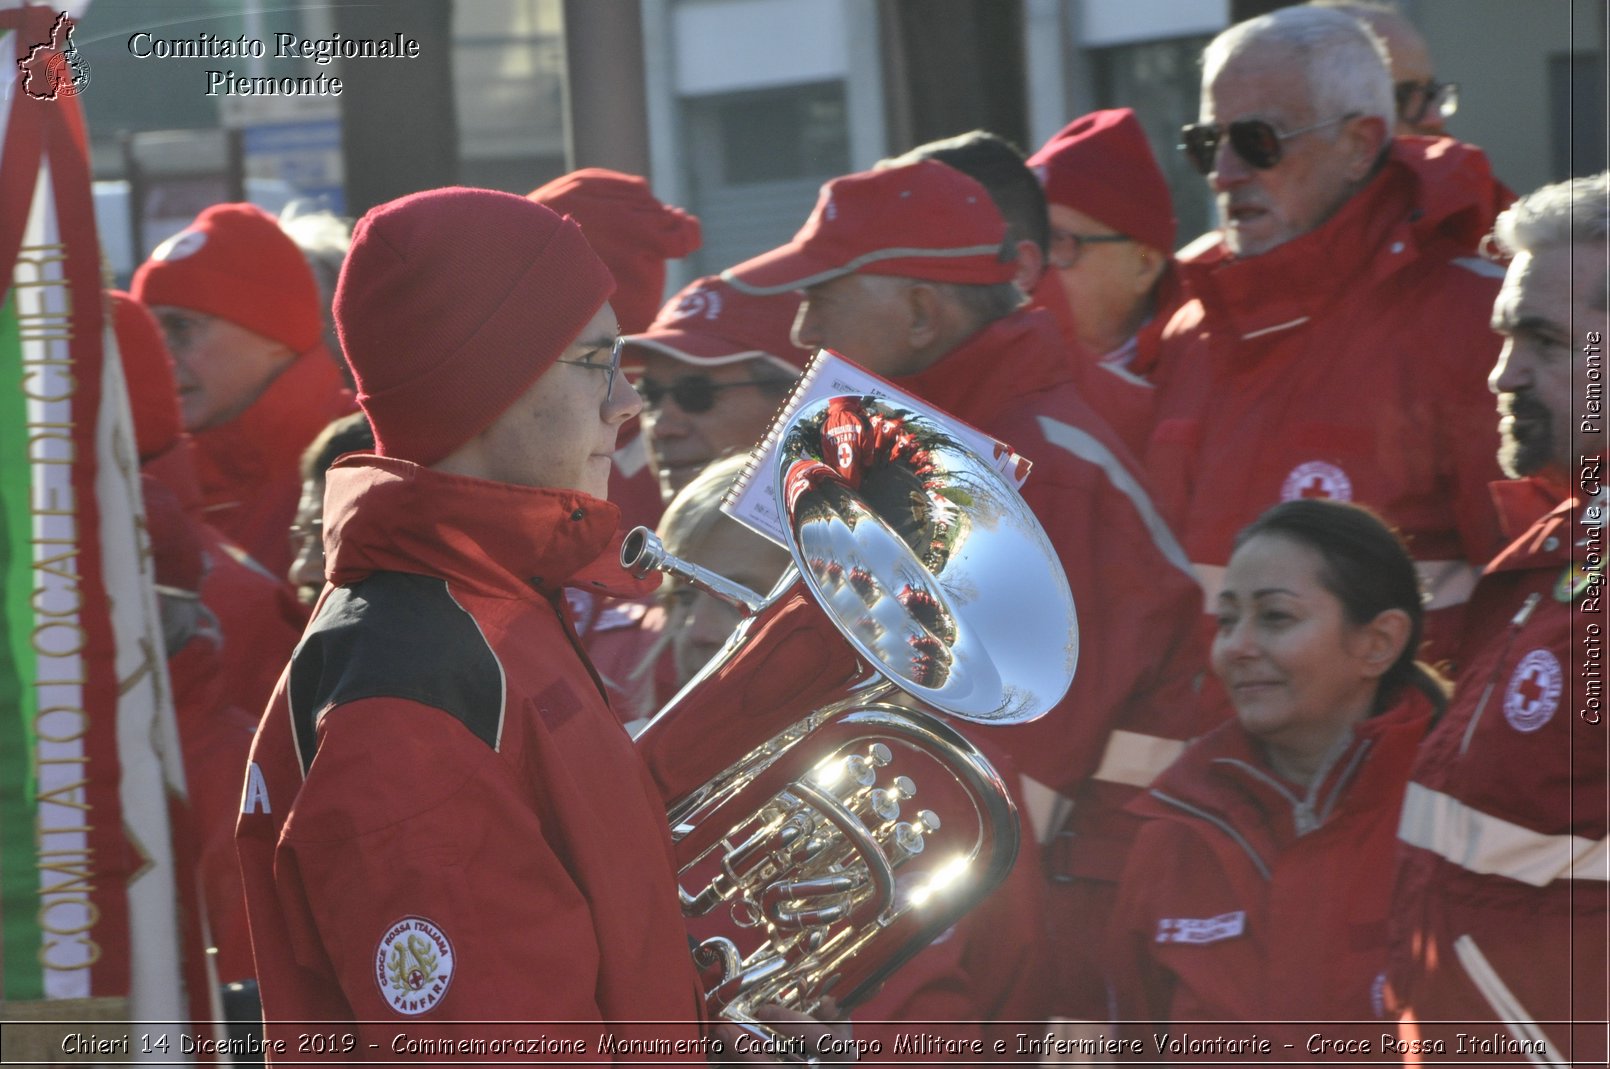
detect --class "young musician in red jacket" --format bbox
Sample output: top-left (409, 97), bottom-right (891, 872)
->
top-left (1388, 173), bottom-right (1608, 1067)
top-left (236, 188), bottom-right (846, 1061)
top-left (1107, 500), bottom-right (1446, 1056)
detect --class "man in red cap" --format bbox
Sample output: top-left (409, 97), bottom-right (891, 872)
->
top-left (132, 203), bottom-right (352, 576)
top-left (627, 275), bottom-right (808, 502)
top-left (235, 187), bottom-right (843, 1057)
top-left (570, 276), bottom-right (807, 719)
top-left (1027, 109), bottom-right (1186, 457)
top-left (529, 168), bottom-right (704, 532)
top-left (1146, 6), bottom-right (1507, 681)
top-left (724, 158), bottom-right (1211, 1031)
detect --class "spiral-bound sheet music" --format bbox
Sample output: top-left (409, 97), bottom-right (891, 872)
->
top-left (720, 348), bottom-right (1032, 546)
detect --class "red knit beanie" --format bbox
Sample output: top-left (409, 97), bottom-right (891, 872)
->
top-left (131, 203), bottom-right (322, 353)
top-left (109, 291), bottom-right (183, 463)
top-left (528, 169), bottom-right (701, 334)
top-left (1027, 108), bottom-right (1178, 254)
top-left (335, 187), bottom-right (616, 467)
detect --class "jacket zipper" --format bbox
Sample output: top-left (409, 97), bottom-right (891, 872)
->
top-left (1458, 592), bottom-right (1542, 755)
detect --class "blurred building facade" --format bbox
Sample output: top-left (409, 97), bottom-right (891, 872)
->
top-left (73, 0), bottom-right (1606, 288)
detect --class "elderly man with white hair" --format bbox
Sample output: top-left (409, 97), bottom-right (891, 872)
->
top-left (1145, 5), bottom-right (1510, 712)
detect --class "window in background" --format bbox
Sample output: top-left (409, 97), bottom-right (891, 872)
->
top-left (1092, 35), bottom-right (1217, 249)
top-left (1549, 51), bottom-right (1607, 180)
top-left (681, 81), bottom-right (851, 276)
top-left (453, 0), bottom-right (567, 192)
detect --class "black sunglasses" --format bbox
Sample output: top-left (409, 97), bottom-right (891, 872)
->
top-left (1178, 114), bottom-right (1350, 175)
top-left (637, 373), bottom-right (777, 414)
top-left (1394, 79), bottom-right (1458, 126)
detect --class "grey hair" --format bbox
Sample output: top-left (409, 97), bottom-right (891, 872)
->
top-left (658, 452), bottom-right (761, 563)
top-left (1204, 6), bottom-right (1395, 133)
top-left (932, 280), bottom-right (1025, 327)
top-left (1493, 172), bottom-right (1610, 311)
top-left (860, 272), bottom-right (1024, 332)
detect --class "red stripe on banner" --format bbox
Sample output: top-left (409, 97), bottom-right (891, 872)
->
top-left (0, 8), bottom-right (54, 271)
top-left (43, 94), bottom-right (130, 999)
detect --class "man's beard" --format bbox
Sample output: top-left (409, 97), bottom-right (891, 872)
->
top-left (1497, 390), bottom-right (1557, 478)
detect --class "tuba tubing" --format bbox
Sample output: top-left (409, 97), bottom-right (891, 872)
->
top-left (623, 531), bottom-right (1022, 1040)
top-left (622, 393), bottom-right (1076, 1057)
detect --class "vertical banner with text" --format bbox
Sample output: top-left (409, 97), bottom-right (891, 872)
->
top-left (0, 3), bottom-right (214, 1054)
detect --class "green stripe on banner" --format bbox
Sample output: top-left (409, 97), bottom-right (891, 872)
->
top-left (0, 289), bottom-right (43, 999)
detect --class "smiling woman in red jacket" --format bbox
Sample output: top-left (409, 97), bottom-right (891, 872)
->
top-left (1107, 500), bottom-right (1447, 1060)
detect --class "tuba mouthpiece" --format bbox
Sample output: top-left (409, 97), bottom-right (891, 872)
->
top-left (621, 525), bottom-right (767, 616)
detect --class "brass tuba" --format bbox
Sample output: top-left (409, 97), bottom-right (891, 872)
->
top-left (624, 395), bottom-right (1076, 1053)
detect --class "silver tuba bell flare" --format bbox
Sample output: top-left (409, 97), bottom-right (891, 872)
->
top-left (624, 395), bottom-right (1076, 1052)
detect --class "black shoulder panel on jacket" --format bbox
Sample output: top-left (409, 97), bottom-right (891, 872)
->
top-left (288, 572), bottom-right (505, 773)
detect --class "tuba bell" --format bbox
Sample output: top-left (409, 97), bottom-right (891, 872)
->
top-left (624, 395), bottom-right (1076, 1054)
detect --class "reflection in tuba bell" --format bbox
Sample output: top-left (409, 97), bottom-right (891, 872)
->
top-left (624, 395), bottom-right (1076, 1056)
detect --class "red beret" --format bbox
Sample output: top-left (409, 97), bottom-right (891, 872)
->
top-left (1028, 108), bottom-right (1177, 253)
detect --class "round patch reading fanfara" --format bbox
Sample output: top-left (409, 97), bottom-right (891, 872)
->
top-left (1503, 649), bottom-right (1562, 733)
top-left (375, 916), bottom-right (454, 1015)
top-left (1281, 461), bottom-right (1353, 503)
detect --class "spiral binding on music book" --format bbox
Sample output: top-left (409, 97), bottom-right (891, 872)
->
top-left (721, 348), bottom-right (1032, 547)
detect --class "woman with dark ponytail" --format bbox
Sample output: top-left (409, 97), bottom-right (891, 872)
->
top-left (1105, 499), bottom-right (1445, 1056)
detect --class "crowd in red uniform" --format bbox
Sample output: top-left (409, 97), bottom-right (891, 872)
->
top-left (106, 2), bottom-right (1604, 1065)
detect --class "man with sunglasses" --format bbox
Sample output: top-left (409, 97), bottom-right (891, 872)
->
top-left (1146, 5), bottom-right (1509, 686)
top-left (235, 188), bottom-right (847, 1058)
top-left (625, 275), bottom-right (810, 502)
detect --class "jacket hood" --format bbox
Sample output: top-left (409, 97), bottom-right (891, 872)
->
top-left (322, 454), bottom-right (658, 601)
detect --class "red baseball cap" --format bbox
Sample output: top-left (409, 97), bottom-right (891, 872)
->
top-left (1027, 108), bottom-right (1177, 253)
top-left (722, 160), bottom-right (1015, 295)
top-left (624, 275), bottom-right (809, 373)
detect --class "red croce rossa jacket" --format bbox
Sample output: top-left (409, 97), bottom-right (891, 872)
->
top-left (1145, 139), bottom-right (1510, 691)
top-left (236, 456), bottom-right (707, 1060)
top-left (1389, 478), bottom-right (1607, 1066)
top-left (1108, 693), bottom-right (1433, 1058)
top-left (899, 307), bottom-right (1213, 1019)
